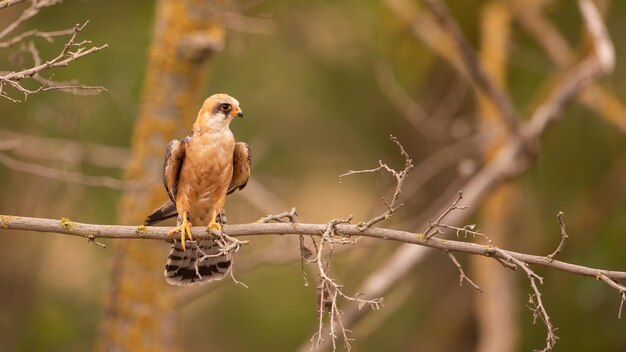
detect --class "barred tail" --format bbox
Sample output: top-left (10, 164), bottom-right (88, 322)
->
top-left (164, 238), bottom-right (232, 286)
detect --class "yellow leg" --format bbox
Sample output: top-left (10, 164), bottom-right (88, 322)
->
top-left (168, 211), bottom-right (193, 251)
top-left (207, 210), bottom-right (222, 233)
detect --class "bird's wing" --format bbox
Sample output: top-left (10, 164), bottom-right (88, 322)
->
top-left (144, 200), bottom-right (177, 226)
top-left (227, 142), bottom-right (251, 195)
top-left (163, 139), bottom-right (186, 203)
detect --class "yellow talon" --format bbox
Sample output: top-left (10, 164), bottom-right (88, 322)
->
top-left (207, 210), bottom-right (222, 233)
top-left (208, 220), bottom-right (222, 232)
top-left (168, 212), bottom-right (193, 251)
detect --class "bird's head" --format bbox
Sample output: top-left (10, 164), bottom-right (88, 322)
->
top-left (196, 93), bottom-right (244, 131)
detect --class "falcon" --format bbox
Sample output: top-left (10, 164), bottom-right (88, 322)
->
top-left (144, 93), bottom-right (251, 286)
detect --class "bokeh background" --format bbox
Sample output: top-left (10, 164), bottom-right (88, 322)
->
top-left (1, 0), bottom-right (625, 351)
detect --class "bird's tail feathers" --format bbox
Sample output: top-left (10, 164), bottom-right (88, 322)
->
top-left (164, 238), bottom-right (232, 286)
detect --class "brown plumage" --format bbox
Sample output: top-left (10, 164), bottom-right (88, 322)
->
top-left (145, 94), bottom-right (251, 286)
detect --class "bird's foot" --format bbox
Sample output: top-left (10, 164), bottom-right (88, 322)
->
top-left (207, 220), bottom-right (222, 234)
top-left (168, 216), bottom-right (193, 251)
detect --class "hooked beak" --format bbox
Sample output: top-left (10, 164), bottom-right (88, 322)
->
top-left (236, 108), bottom-right (244, 119)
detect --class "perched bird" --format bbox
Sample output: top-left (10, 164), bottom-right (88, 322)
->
top-left (145, 93), bottom-right (251, 286)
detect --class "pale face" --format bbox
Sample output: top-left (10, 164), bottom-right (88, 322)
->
top-left (198, 94), bottom-right (244, 131)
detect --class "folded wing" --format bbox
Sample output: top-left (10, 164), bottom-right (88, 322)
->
top-left (227, 142), bottom-right (251, 195)
top-left (163, 139), bottom-right (185, 203)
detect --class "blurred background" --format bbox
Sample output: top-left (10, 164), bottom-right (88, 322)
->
top-left (0, 0), bottom-right (625, 351)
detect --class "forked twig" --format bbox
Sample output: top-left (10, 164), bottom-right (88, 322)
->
top-left (340, 135), bottom-right (413, 231)
top-left (311, 216), bottom-right (382, 351)
top-left (447, 252), bottom-right (483, 292)
top-left (423, 191), bottom-right (466, 239)
top-left (1, 19), bottom-right (107, 101)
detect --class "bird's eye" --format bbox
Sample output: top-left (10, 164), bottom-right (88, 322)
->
top-left (220, 103), bottom-right (231, 112)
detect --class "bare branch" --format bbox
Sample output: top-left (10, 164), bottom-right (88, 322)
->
top-left (0, 0), bottom-right (61, 41)
top-left (0, 0), bottom-right (26, 10)
top-left (547, 212), bottom-right (569, 261)
top-left (522, 0), bottom-right (614, 139)
top-left (0, 128), bottom-right (130, 169)
top-left (423, 191), bottom-right (466, 239)
top-left (597, 273), bottom-right (626, 319)
top-left (0, 20), bottom-right (108, 101)
top-left (340, 135), bottom-right (413, 230)
top-left (0, 28), bottom-right (74, 49)
top-left (0, 152), bottom-right (140, 190)
top-left (311, 216), bottom-right (382, 351)
top-left (508, 0), bottom-right (626, 134)
top-left (446, 252), bottom-right (483, 292)
top-left (423, 0), bottom-right (519, 134)
top-left (492, 248), bottom-right (558, 352)
top-left (2, 215), bottom-right (625, 282)
top-left (258, 207), bottom-right (298, 223)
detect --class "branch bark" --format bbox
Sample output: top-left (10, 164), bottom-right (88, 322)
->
top-left (2, 215), bottom-right (625, 282)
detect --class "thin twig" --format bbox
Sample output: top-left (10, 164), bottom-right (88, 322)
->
top-left (492, 248), bottom-right (558, 352)
top-left (311, 216), bottom-right (381, 351)
top-left (0, 20), bottom-right (108, 101)
top-left (258, 207), bottom-right (298, 223)
top-left (424, 191), bottom-right (466, 239)
top-left (0, 0), bottom-right (61, 40)
top-left (547, 212), bottom-right (569, 261)
top-left (597, 273), bottom-right (626, 319)
top-left (340, 135), bottom-right (413, 231)
top-left (447, 252), bottom-right (483, 292)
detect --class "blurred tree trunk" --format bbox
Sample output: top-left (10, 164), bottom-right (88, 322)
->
top-left (97, 1), bottom-right (224, 351)
top-left (471, 2), bottom-right (519, 352)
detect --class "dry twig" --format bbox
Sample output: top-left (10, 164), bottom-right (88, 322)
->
top-left (423, 191), bottom-right (466, 239)
top-left (547, 212), bottom-right (569, 261)
top-left (310, 216), bottom-right (382, 351)
top-left (258, 207), bottom-right (298, 223)
top-left (596, 273), bottom-right (626, 320)
top-left (491, 248), bottom-right (558, 351)
top-left (1, 11), bottom-right (108, 101)
top-left (447, 252), bottom-right (482, 292)
top-left (340, 135), bottom-right (413, 231)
